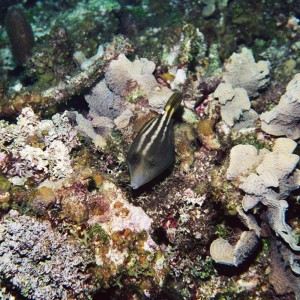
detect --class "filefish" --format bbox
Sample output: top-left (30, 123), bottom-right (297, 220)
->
top-left (127, 92), bottom-right (182, 189)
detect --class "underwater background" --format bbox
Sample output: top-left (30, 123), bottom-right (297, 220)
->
top-left (0, 0), bottom-right (300, 299)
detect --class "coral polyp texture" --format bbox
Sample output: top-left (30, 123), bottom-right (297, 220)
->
top-left (1, 0), bottom-right (300, 299)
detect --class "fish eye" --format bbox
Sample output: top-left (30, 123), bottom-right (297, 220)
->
top-left (130, 153), bottom-right (140, 164)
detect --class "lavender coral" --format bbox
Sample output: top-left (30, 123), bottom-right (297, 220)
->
top-left (84, 53), bottom-right (173, 140)
top-left (0, 210), bottom-right (94, 299)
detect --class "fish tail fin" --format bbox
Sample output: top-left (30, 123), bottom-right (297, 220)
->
top-left (165, 92), bottom-right (182, 117)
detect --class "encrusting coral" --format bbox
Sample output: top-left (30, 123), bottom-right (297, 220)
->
top-left (0, 107), bottom-right (79, 183)
top-left (260, 73), bottom-right (300, 139)
top-left (1, 1), bottom-right (300, 298)
top-left (214, 82), bottom-right (251, 127)
top-left (0, 210), bottom-right (94, 299)
top-left (210, 136), bottom-right (299, 274)
top-left (84, 53), bottom-right (173, 137)
top-left (0, 36), bottom-right (133, 117)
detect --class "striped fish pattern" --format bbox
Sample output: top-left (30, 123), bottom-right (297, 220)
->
top-left (127, 92), bottom-right (182, 189)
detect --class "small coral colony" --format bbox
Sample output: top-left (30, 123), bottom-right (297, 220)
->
top-left (0, 1), bottom-right (300, 299)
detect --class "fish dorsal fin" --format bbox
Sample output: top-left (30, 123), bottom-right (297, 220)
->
top-left (164, 92), bottom-right (182, 118)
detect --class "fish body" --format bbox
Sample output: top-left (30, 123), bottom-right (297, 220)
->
top-left (127, 92), bottom-right (182, 189)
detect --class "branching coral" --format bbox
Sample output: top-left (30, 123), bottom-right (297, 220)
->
top-left (0, 107), bottom-right (79, 183)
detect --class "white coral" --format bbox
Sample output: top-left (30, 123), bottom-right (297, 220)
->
top-left (0, 107), bottom-right (79, 183)
top-left (227, 138), bottom-right (300, 251)
top-left (260, 73), bottom-right (300, 140)
top-left (223, 47), bottom-right (270, 98)
top-left (210, 231), bottom-right (258, 266)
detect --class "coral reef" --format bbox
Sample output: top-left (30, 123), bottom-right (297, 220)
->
top-left (0, 1), bottom-right (300, 299)
top-left (0, 210), bottom-right (94, 299)
top-left (260, 73), bottom-right (300, 139)
top-left (210, 231), bottom-right (258, 266)
top-left (0, 36), bottom-right (133, 116)
top-left (85, 53), bottom-right (172, 117)
top-left (222, 47), bottom-right (270, 98)
top-left (214, 82), bottom-right (251, 127)
top-left (0, 107), bottom-right (79, 183)
top-left (225, 138), bottom-right (300, 253)
top-left (84, 53), bottom-right (176, 143)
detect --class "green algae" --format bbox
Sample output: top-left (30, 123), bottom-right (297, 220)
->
top-left (86, 224), bottom-right (110, 245)
top-left (0, 174), bottom-right (11, 191)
